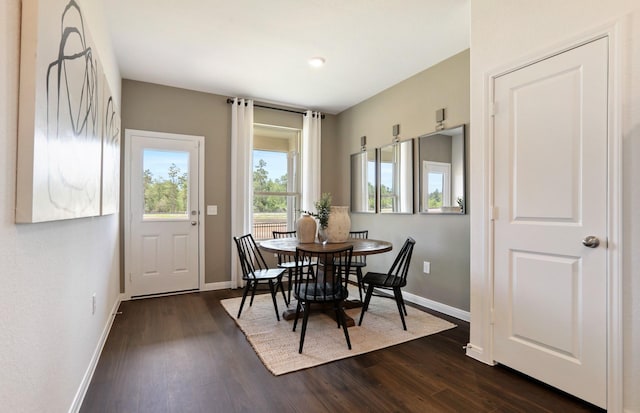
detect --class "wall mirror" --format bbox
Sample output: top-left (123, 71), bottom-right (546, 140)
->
top-left (378, 139), bottom-right (413, 214)
top-left (350, 149), bottom-right (377, 213)
top-left (418, 125), bottom-right (466, 214)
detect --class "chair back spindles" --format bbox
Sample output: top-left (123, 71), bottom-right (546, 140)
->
top-left (359, 237), bottom-right (416, 330)
top-left (332, 229), bottom-right (369, 301)
top-left (293, 245), bottom-right (354, 353)
top-left (272, 230), bottom-right (297, 266)
top-left (349, 230), bottom-right (368, 266)
top-left (272, 230), bottom-right (317, 305)
top-left (383, 237), bottom-right (415, 286)
top-left (233, 233), bottom-right (287, 321)
top-left (235, 233), bottom-right (269, 279)
top-left (294, 247), bottom-right (352, 301)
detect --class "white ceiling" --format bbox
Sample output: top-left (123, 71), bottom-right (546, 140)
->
top-left (104, 0), bottom-right (470, 114)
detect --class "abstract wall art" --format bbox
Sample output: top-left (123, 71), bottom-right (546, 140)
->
top-left (101, 76), bottom-right (121, 216)
top-left (16, 0), bottom-right (120, 223)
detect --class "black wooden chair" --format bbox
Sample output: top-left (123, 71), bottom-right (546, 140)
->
top-left (334, 230), bottom-right (368, 301)
top-left (272, 230), bottom-right (317, 305)
top-left (293, 245), bottom-right (353, 353)
top-left (233, 233), bottom-right (287, 321)
top-left (358, 237), bottom-right (416, 330)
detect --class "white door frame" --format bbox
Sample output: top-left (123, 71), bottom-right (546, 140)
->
top-left (467, 24), bottom-right (623, 411)
top-left (123, 129), bottom-right (206, 299)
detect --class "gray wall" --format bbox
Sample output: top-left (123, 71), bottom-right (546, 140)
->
top-left (121, 80), bottom-right (337, 285)
top-left (422, 134), bottom-right (453, 163)
top-left (331, 50), bottom-right (471, 311)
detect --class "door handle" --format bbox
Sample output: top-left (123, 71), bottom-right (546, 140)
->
top-left (582, 235), bottom-right (599, 248)
top-left (191, 221), bottom-right (197, 226)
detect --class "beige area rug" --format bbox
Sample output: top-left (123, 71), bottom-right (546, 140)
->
top-left (221, 293), bottom-right (456, 376)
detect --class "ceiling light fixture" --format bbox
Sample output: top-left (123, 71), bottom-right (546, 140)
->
top-left (308, 57), bottom-right (326, 68)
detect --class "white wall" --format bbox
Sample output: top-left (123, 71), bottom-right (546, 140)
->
top-left (0, 0), bottom-right (121, 411)
top-left (468, 1), bottom-right (640, 411)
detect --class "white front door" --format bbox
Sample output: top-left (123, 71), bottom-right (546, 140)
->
top-left (126, 130), bottom-right (203, 297)
top-left (493, 38), bottom-right (608, 408)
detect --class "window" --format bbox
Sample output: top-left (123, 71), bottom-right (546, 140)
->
top-left (423, 161), bottom-right (451, 211)
top-left (142, 149), bottom-right (190, 220)
top-left (252, 124), bottom-right (301, 240)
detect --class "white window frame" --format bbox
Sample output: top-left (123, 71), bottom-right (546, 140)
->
top-left (423, 161), bottom-right (451, 211)
top-left (252, 124), bottom-right (301, 239)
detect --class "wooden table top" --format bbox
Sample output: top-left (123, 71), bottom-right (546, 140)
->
top-left (259, 237), bottom-right (393, 256)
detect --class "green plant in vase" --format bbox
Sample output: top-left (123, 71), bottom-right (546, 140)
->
top-left (301, 192), bottom-right (331, 243)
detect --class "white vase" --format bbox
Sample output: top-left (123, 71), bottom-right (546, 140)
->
top-left (317, 227), bottom-right (329, 245)
top-left (325, 206), bottom-right (350, 243)
top-left (296, 214), bottom-right (317, 243)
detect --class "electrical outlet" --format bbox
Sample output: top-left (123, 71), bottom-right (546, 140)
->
top-left (92, 293), bottom-right (96, 315)
top-left (423, 261), bottom-right (431, 274)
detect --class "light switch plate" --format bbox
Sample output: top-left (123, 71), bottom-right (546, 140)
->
top-left (207, 205), bottom-right (217, 215)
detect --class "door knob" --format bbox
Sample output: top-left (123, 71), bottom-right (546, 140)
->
top-left (582, 235), bottom-right (600, 248)
top-left (191, 221), bottom-right (197, 226)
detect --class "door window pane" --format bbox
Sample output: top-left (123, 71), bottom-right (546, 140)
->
top-left (142, 149), bottom-right (189, 220)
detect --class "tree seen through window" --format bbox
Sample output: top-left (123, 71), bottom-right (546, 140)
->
top-left (143, 163), bottom-right (188, 217)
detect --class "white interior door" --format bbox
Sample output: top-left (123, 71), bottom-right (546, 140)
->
top-left (493, 38), bottom-right (608, 408)
top-left (126, 130), bottom-right (202, 297)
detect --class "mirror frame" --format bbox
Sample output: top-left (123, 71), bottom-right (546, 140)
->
top-left (418, 124), bottom-right (466, 214)
top-left (350, 149), bottom-right (378, 214)
top-left (378, 139), bottom-right (414, 214)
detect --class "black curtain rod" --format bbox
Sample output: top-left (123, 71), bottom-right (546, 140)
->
top-left (225, 98), bottom-right (325, 119)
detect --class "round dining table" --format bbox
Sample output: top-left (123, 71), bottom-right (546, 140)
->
top-left (259, 236), bottom-right (392, 256)
top-left (259, 237), bottom-right (393, 326)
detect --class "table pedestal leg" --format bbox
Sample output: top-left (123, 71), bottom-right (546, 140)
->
top-left (282, 299), bottom-right (363, 327)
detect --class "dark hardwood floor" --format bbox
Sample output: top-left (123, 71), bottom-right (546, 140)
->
top-left (81, 290), bottom-right (604, 413)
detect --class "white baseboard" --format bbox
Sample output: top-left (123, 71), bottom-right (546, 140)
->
top-left (201, 281), bottom-right (233, 291)
top-left (352, 284), bottom-right (470, 322)
top-left (69, 293), bottom-right (123, 413)
top-left (121, 282), bottom-right (234, 301)
top-left (401, 291), bottom-right (470, 322)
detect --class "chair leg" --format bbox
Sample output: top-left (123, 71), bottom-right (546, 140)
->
top-left (298, 302), bottom-right (311, 353)
top-left (286, 268), bottom-right (293, 305)
top-left (249, 281), bottom-right (258, 306)
top-left (398, 289), bottom-right (408, 315)
top-left (358, 284), bottom-right (375, 326)
top-left (336, 303), bottom-right (352, 350)
top-left (268, 280), bottom-right (281, 321)
top-left (237, 281), bottom-right (252, 318)
top-left (356, 268), bottom-right (364, 302)
top-left (277, 277), bottom-right (288, 307)
top-left (292, 300), bottom-right (302, 331)
top-left (393, 287), bottom-right (407, 330)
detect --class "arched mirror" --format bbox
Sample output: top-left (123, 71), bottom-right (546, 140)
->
top-left (378, 139), bottom-right (413, 214)
top-left (350, 149), bottom-right (377, 213)
top-left (418, 125), bottom-right (466, 214)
